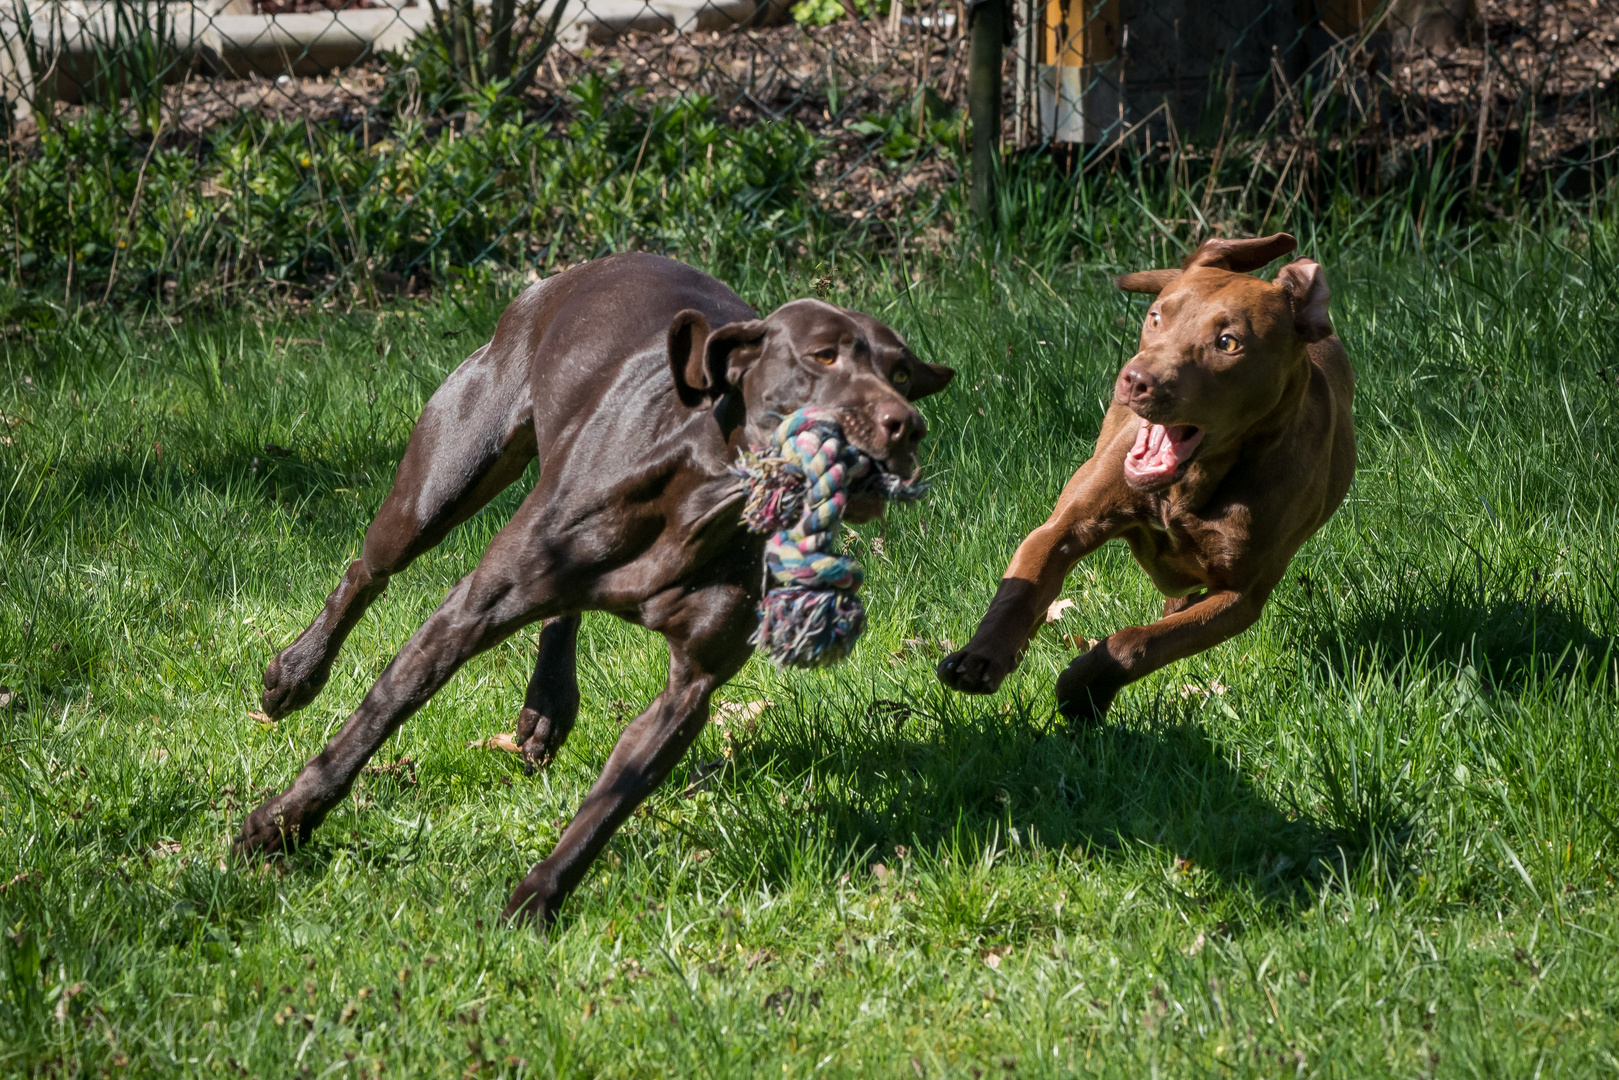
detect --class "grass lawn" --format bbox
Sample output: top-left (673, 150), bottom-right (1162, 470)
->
top-left (2, 230), bottom-right (1618, 1077)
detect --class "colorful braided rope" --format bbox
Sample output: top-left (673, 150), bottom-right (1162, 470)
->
top-left (736, 408), bottom-right (927, 667)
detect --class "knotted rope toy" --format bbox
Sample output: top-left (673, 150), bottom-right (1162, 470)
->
top-left (735, 407), bottom-right (927, 667)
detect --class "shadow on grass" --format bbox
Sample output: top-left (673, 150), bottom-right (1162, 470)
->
top-left (47, 442), bottom-right (538, 561)
top-left (61, 445), bottom-right (404, 521)
top-left (696, 695), bottom-right (1347, 912)
top-left (1303, 581), bottom-right (1614, 692)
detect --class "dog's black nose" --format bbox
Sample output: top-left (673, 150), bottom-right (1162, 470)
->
top-left (1118, 365), bottom-right (1160, 404)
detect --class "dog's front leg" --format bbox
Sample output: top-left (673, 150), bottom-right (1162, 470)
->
top-left (502, 585), bottom-right (754, 927)
top-left (938, 461), bottom-right (1121, 695)
top-left (1056, 587), bottom-right (1263, 722)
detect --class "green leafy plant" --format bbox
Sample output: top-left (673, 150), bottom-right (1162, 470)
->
top-left (1, 83), bottom-right (827, 305)
top-left (792, 0), bottom-right (885, 28)
top-left (845, 86), bottom-right (961, 162)
top-left (419, 0), bottom-right (573, 103)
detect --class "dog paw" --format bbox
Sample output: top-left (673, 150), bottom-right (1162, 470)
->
top-left (232, 796), bottom-right (305, 859)
top-left (519, 739), bottom-right (557, 776)
top-left (501, 874), bottom-right (559, 929)
top-left (1054, 651), bottom-right (1124, 725)
top-left (936, 646), bottom-right (1013, 694)
top-left (260, 646), bottom-right (332, 720)
top-left (1055, 680), bottom-right (1119, 725)
top-left (515, 709), bottom-right (573, 776)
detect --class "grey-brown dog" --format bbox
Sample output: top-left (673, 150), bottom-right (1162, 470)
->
top-left (937, 233), bottom-right (1355, 719)
top-left (234, 253), bottom-right (953, 924)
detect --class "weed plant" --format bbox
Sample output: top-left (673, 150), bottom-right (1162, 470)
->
top-left (2, 81), bottom-right (822, 308)
top-left (2, 190), bottom-right (1618, 1074)
top-left (9, 18), bottom-right (1613, 317)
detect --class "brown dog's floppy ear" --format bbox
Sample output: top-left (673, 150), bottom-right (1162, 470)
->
top-left (1114, 269), bottom-right (1181, 295)
top-left (668, 310), bottom-right (767, 408)
top-left (1183, 233), bottom-right (1298, 273)
top-left (905, 361), bottom-right (955, 400)
top-left (668, 309), bottom-right (714, 407)
top-left (666, 311), bottom-right (767, 438)
top-left (1274, 258), bottom-right (1332, 343)
top-left (706, 320), bottom-right (768, 391)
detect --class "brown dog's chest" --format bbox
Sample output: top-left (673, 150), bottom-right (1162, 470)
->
top-left (1119, 504), bottom-right (1242, 598)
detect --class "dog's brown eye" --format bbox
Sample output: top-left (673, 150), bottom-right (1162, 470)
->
top-left (1149, 311), bottom-right (1161, 328)
top-left (812, 348), bottom-right (838, 365)
top-left (891, 369), bottom-right (910, 387)
top-left (1216, 333), bottom-right (1240, 353)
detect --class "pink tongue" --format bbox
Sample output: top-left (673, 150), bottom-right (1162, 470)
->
top-left (1124, 421), bottom-right (1204, 485)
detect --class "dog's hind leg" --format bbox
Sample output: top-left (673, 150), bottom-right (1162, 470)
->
top-left (261, 343), bottom-right (536, 719)
top-left (1056, 587), bottom-right (1263, 723)
top-left (514, 615), bottom-right (581, 772)
top-left (238, 490), bottom-right (563, 856)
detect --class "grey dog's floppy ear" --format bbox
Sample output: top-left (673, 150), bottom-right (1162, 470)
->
top-left (667, 309), bottom-right (767, 435)
top-left (668, 309), bottom-right (713, 407)
top-left (904, 360), bottom-right (955, 400)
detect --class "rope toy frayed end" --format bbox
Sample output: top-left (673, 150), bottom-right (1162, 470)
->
top-left (735, 407), bottom-right (927, 668)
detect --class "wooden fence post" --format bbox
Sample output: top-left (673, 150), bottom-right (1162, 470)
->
top-left (968, 0), bottom-right (1004, 225)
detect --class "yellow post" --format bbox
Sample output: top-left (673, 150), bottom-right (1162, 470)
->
top-left (1039, 0), bottom-right (1119, 143)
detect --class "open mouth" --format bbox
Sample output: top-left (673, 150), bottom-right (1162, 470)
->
top-left (1123, 419), bottom-right (1204, 488)
top-left (850, 453), bottom-right (927, 499)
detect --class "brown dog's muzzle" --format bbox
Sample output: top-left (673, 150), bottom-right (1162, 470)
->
top-left (1115, 359), bottom-right (1205, 489)
top-left (1115, 362), bottom-right (1173, 417)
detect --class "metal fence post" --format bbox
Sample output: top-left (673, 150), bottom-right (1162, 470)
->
top-left (967, 0), bottom-right (1004, 225)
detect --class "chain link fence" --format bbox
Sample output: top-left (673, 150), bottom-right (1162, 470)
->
top-left (0, 0), bottom-right (1613, 307)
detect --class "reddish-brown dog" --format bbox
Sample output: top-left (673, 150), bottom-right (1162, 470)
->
top-left (937, 234), bottom-right (1355, 720)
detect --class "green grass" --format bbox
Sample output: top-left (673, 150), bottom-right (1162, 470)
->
top-left (2, 223), bottom-right (1619, 1078)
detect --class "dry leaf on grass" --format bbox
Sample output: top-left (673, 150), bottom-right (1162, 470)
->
top-left (1045, 598), bottom-right (1076, 623)
top-left (713, 700), bottom-right (771, 724)
top-left (1179, 680), bottom-right (1229, 699)
top-left (888, 638), bottom-right (956, 664)
top-left (0, 685), bottom-right (22, 711)
top-left (982, 951), bottom-right (1002, 970)
top-left (470, 733), bottom-right (522, 753)
top-left (713, 700), bottom-right (771, 759)
top-left (246, 710), bottom-right (276, 726)
top-left (363, 757), bottom-right (418, 785)
top-left (867, 699), bottom-right (912, 732)
top-left (1, 870), bottom-right (39, 892)
top-left (888, 638), bottom-right (927, 664)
